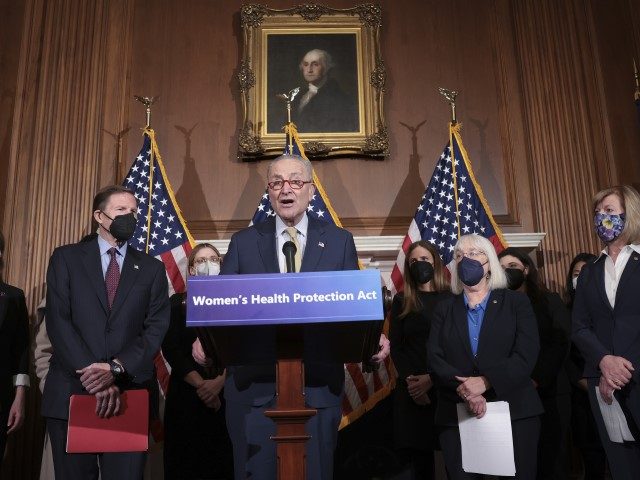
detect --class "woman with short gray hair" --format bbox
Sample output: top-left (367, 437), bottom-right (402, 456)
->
top-left (428, 234), bottom-right (543, 479)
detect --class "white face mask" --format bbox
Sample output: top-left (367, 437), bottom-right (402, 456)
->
top-left (194, 261), bottom-right (220, 276)
top-left (572, 276), bottom-right (579, 290)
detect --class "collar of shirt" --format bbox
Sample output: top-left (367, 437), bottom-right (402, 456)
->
top-left (97, 235), bottom-right (128, 277)
top-left (597, 244), bottom-right (640, 308)
top-left (275, 214), bottom-right (308, 272)
top-left (596, 243), bottom-right (640, 262)
top-left (462, 291), bottom-right (491, 312)
top-left (275, 213), bottom-right (309, 241)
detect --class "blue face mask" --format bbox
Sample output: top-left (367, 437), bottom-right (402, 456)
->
top-left (594, 213), bottom-right (625, 243)
top-left (457, 257), bottom-right (488, 287)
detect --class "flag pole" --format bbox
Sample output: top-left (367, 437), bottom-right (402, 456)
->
top-left (439, 87), bottom-right (458, 125)
top-left (439, 88), bottom-right (462, 239)
top-left (634, 59), bottom-right (640, 101)
top-left (276, 88), bottom-right (300, 155)
top-left (134, 95), bottom-right (158, 252)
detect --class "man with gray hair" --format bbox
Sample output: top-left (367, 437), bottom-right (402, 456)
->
top-left (292, 49), bottom-right (358, 133)
top-left (196, 153), bottom-right (388, 479)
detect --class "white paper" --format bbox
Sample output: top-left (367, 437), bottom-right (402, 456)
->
top-left (595, 387), bottom-right (635, 443)
top-left (457, 401), bottom-right (516, 476)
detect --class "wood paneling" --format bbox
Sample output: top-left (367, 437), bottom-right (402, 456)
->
top-left (0, 1), bottom-right (134, 478)
top-left (511, 0), bottom-right (614, 290)
top-left (1, 0), bottom-right (640, 477)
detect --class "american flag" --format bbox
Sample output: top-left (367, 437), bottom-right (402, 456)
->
top-left (122, 128), bottom-right (195, 404)
top-left (251, 123), bottom-right (394, 428)
top-left (388, 123), bottom-right (507, 295)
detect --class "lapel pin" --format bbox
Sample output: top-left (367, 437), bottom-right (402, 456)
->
top-left (492, 300), bottom-right (497, 304)
top-left (134, 264), bottom-right (139, 270)
top-left (634, 256), bottom-right (638, 261)
top-left (318, 242), bottom-right (325, 248)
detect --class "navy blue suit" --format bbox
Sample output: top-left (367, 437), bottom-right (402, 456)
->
top-left (42, 238), bottom-right (170, 479)
top-left (221, 215), bottom-right (359, 480)
top-left (572, 251), bottom-right (640, 480)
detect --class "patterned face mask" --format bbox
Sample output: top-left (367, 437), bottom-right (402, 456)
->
top-left (594, 212), bottom-right (625, 243)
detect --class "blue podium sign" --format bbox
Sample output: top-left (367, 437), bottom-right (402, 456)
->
top-left (186, 270), bottom-right (383, 327)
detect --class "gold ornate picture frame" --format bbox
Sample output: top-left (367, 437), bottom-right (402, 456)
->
top-left (238, 4), bottom-right (387, 160)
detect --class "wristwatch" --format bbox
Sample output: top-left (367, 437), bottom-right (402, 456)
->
top-left (109, 359), bottom-right (125, 379)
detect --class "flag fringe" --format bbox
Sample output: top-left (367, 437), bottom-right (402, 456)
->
top-left (144, 128), bottom-right (196, 249)
top-left (450, 123), bottom-right (508, 248)
top-left (339, 376), bottom-right (396, 430)
top-left (284, 123), bottom-right (344, 228)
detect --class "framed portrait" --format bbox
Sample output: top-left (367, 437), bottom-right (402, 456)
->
top-left (238, 4), bottom-right (388, 160)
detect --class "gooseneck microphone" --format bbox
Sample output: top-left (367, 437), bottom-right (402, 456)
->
top-left (282, 241), bottom-right (297, 273)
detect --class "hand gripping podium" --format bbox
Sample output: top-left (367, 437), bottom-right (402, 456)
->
top-left (186, 270), bottom-right (385, 480)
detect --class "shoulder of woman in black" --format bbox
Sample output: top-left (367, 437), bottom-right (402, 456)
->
top-left (0, 281), bottom-right (25, 299)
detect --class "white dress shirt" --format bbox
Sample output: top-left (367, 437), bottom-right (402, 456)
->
top-left (275, 214), bottom-right (308, 273)
top-left (600, 244), bottom-right (640, 308)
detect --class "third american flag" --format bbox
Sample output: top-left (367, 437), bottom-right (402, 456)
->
top-left (388, 123), bottom-right (507, 294)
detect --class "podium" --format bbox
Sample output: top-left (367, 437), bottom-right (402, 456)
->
top-left (187, 270), bottom-right (385, 479)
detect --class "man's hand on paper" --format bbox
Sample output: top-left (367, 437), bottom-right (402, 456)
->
top-left (455, 376), bottom-right (489, 400)
top-left (599, 355), bottom-right (633, 390)
top-left (95, 385), bottom-right (121, 418)
top-left (599, 375), bottom-right (615, 405)
top-left (192, 338), bottom-right (212, 367)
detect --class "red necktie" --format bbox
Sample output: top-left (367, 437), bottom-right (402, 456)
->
top-left (105, 247), bottom-right (120, 309)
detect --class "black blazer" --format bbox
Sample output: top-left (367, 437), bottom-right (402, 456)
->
top-left (530, 292), bottom-right (570, 398)
top-left (220, 215), bottom-right (359, 408)
top-left (428, 289), bottom-right (543, 426)
top-left (0, 283), bottom-right (29, 412)
top-left (42, 238), bottom-right (170, 419)
top-left (572, 250), bottom-right (640, 381)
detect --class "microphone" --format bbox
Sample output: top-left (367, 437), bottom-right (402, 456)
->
top-left (282, 241), bottom-right (297, 273)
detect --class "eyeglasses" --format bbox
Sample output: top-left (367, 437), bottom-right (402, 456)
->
top-left (267, 179), bottom-right (312, 191)
top-left (194, 256), bottom-right (221, 265)
top-left (409, 256), bottom-right (432, 265)
top-left (454, 250), bottom-right (487, 261)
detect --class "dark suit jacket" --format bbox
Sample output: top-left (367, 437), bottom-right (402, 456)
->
top-left (291, 79), bottom-right (359, 133)
top-left (530, 292), bottom-right (570, 398)
top-left (427, 289), bottom-right (543, 426)
top-left (42, 238), bottom-right (170, 419)
top-left (221, 215), bottom-right (359, 408)
top-left (572, 251), bottom-right (640, 382)
top-left (0, 283), bottom-right (29, 412)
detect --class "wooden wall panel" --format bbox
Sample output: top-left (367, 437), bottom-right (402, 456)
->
top-left (0, 1), bottom-right (25, 228)
top-left (122, 0), bottom-right (532, 238)
top-left (511, 0), bottom-right (614, 290)
top-left (0, 1), bottom-right (134, 478)
top-left (588, 0), bottom-right (640, 190)
top-left (2, 0), bottom-right (640, 476)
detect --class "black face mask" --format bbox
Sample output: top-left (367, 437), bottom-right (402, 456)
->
top-left (409, 261), bottom-right (434, 285)
top-left (101, 212), bottom-right (137, 242)
top-left (505, 268), bottom-right (525, 290)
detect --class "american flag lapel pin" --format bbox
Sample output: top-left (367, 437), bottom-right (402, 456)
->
top-left (318, 242), bottom-right (325, 248)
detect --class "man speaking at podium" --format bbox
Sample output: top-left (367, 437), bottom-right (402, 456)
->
top-left (220, 153), bottom-right (360, 480)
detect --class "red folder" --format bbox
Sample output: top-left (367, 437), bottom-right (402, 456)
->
top-left (66, 389), bottom-right (149, 453)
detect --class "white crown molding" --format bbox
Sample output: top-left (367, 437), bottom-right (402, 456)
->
top-left (201, 232), bottom-right (546, 257)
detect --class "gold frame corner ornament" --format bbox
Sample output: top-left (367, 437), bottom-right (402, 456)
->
top-left (237, 3), bottom-right (387, 161)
